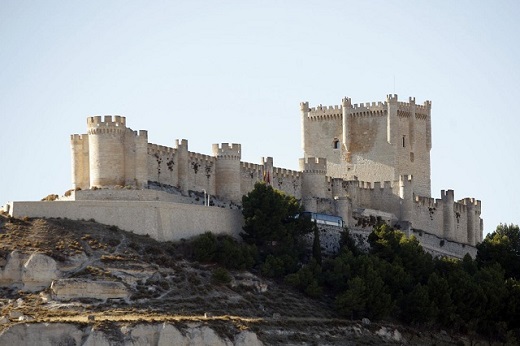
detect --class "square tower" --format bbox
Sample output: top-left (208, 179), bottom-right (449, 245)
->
top-left (301, 95), bottom-right (432, 197)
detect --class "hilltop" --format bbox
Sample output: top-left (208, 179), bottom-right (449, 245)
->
top-left (0, 213), bottom-right (490, 345)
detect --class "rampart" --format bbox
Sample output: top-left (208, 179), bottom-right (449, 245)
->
top-left (8, 201), bottom-right (243, 242)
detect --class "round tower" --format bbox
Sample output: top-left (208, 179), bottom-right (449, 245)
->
top-left (212, 143), bottom-right (242, 204)
top-left (465, 198), bottom-right (475, 246)
top-left (87, 115), bottom-right (127, 188)
top-left (442, 190), bottom-right (455, 240)
top-left (299, 157), bottom-right (327, 212)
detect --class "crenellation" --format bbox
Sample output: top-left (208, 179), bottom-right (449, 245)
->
top-left (300, 157), bottom-right (327, 173)
top-left (87, 115), bottom-right (127, 128)
top-left (415, 196), bottom-right (437, 207)
top-left (175, 139), bottom-right (189, 150)
top-left (148, 144), bottom-right (176, 155)
top-left (70, 134), bottom-right (85, 142)
top-left (212, 143), bottom-right (241, 159)
top-left (189, 152), bottom-right (213, 162)
top-left (387, 94), bottom-right (398, 102)
top-left (240, 161), bottom-right (262, 170)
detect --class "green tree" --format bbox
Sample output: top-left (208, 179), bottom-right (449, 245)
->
top-left (285, 257), bottom-right (323, 298)
top-left (477, 224), bottom-right (520, 279)
top-left (400, 283), bottom-right (435, 324)
top-left (322, 248), bottom-right (354, 294)
top-left (427, 272), bottom-right (453, 326)
top-left (336, 276), bottom-right (366, 319)
top-left (241, 182), bottom-right (305, 249)
top-left (215, 235), bottom-right (258, 270)
top-left (192, 232), bottom-right (217, 262)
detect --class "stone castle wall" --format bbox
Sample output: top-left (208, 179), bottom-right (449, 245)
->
top-left (8, 200), bottom-right (243, 242)
top-left (66, 94), bottom-right (483, 250)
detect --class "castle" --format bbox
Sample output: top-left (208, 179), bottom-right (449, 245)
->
top-left (6, 94), bottom-right (483, 257)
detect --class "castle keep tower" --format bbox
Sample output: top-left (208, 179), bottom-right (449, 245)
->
top-left (301, 95), bottom-right (432, 197)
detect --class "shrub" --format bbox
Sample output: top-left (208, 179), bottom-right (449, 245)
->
top-left (211, 267), bottom-right (232, 285)
top-left (41, 194), bottom-right (59, 201)
top-left (192, 232), bottom-right (217, 262)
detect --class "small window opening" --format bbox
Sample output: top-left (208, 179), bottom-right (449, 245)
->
top-left (333, 139), bottom-right (340, 149)
top-left (402, 135), bottom-right (406, 148)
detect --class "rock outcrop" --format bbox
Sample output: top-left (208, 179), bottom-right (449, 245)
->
top-left (0, 323), bottom-right (84, 346)
top-left (51, 278), bottom-right (130, 302)
top-left (0, 251), bottom-right (57, 291)
top-left (0, 322), bottom-right (264, 346)
top-left (22, 253), bottom-right (58, 291)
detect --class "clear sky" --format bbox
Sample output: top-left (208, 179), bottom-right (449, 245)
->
top-left (1, 1), bottom-right (519, 235)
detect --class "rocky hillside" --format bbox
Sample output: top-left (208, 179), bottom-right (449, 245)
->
top-left (0, 214), bottom-right (489, 345)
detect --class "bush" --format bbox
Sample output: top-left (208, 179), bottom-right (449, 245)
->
top-left (192, 232), bottom-right (217, 262)
top-left (41, 194), bottom-right (59, 201)
top-left (211, 267), bottom-right (232, 285)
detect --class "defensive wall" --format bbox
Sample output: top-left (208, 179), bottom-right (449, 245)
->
top-left (55, 94), bottom-right (486, 255)
top-left (7, 200), bottom-right (243, 242)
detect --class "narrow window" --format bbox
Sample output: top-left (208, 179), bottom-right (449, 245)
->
top-left (402, 135), bottom-right (406, 148)
top-left (333, 139), bottom-right (340, 149)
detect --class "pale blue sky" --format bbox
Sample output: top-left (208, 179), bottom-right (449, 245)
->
top-left (1, 1), bottom-right (519, 235)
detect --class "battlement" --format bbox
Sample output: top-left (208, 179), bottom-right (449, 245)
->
top-left (175, 139), bottom-right (188, 151)
top-left (396, 98), bottom-right (432, 116)
top-left (415, 195), bottom-right (437, 207)
top-left (307, 104), bottom-right (343, 119)
top-left (273, 166), bottom-right (301, 178)
top-left (387, 94), bottom-right (398, 103)
top-left (70, 134), bottom-right (87, 143)
top-left (300, 157), bottom-right (327, 173)
top-left (212, 143), bottom-right (241, 159)
top-left (461, 197), bottom-right (482, 212)
top-left (87, 115), bottom-right (127, 128)
top-left (135, 130), bottom-right (148, 139)
top-left (241, 161), bottom-right (262, 170)
top-left (148, 143), bottom-right (176, 155)
top-left (441, 189), bottom-right (455, 201)
top-left (189, 151), bottom-right (214, 162)
top-left (343, 179), bottom-right (395, 191)
top-left (305, 100), bottom-right (387, 120)
top-left (351, 101), bottom-right (386, 110)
